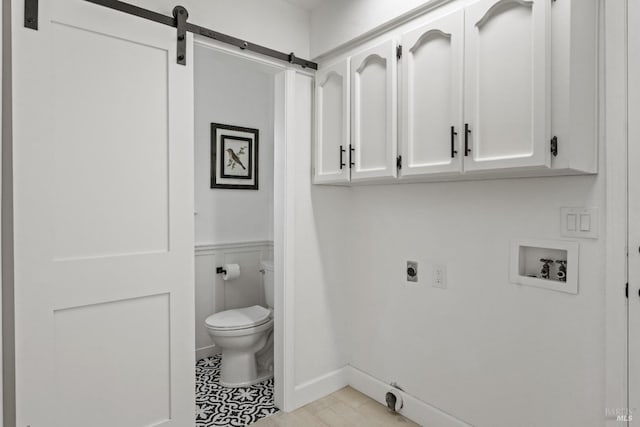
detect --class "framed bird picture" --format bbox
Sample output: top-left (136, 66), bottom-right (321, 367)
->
top-left (211, 123), bottom-right (259, 190)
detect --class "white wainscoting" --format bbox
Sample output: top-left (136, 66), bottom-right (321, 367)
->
top-left (195, 241), bottom-right (274, 361)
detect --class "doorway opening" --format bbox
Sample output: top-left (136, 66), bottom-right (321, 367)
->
top-left (193, 40), bottom-right (285, 427)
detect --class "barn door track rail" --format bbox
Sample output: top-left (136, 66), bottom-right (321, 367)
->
top-left (23, 0), bottom-right (318, 70)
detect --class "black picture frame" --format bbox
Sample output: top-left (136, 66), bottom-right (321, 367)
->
top-left (211, 123), bottom-right (259, 190)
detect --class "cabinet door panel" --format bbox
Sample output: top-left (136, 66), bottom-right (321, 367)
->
top-left (351, 39), bottom-right (398, 181)
top-left (359, 59), bottom-right (388, 169)
top-left (464, 0), bottom-right (550, 171)
top-left (400, 10), bottom-right (464, 177)
top-left (314, 59), bottom-right (350, 184)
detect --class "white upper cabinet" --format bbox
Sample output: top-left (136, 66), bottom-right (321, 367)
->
top-left (314, 59), bottom-right (350, 184)
top-left (312, 0), bottom-right (597, 185)
top-left (548, 0), bottom-right (597, 174)
top-left (463, 0), bottom-right (550, 172)
top-left (399, 10), bottom-right (464, 178)
top-left (350, 39), bottom-right (398, 182)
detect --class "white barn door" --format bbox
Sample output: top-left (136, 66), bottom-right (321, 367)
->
top-left (11, 0), bottom-right (195, 425)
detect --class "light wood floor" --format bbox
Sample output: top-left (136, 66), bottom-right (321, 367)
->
top-left (251, 386), bottom-right (419, 427)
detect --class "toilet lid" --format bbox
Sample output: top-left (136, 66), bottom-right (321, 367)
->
top-left (205, 305), bottom-right (271, 330)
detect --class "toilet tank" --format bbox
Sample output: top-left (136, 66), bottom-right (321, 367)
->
top-left (261, 260), bottom-right (274, 309)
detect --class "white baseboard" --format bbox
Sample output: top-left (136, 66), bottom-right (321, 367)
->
top-left (293, 366), bottom-right (349, 409)
top-left (346, 366), bottom-right (473, 427)
top-left (196, 345), bottom-right (219, 362)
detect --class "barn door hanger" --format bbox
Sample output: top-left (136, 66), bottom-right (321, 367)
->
top-left (173, 5), bottom-right (188, 65)
top-left (24, 0), bottom-right (38, 30)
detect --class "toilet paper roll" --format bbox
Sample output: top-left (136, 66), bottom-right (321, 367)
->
top-left (222, 264), bottom-right (240, 281)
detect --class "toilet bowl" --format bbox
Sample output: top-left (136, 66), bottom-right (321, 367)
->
top-left (205, 305), bottom-right (273, 387)
top-left (205, 261), bottom-right (275, 388)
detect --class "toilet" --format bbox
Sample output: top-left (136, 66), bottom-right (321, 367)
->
top-left (205, 260), bottom-right (274, 388)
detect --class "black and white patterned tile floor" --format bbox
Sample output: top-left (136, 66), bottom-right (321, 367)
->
top-left (196, 355), bottom-right (279, 427)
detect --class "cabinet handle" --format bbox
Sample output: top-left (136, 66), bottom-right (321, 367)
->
top-left (464, 123), bottom-right (471, 156)
top-left (339, 145), bottom-right (346, 169)
top-left (450, 126), bottom-right (458, 158)
top-left (349, 144), bottom-right (355, 168)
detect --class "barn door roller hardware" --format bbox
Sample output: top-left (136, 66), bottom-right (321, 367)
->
top-left (24, 0), bottom-right (318, 70)
top-left (24, 0), bottom-right (39, 30)
top-left (173, 6), bottom-right (188, 65)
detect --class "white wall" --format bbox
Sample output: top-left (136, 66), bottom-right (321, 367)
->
top-left (128, 0), bottom-right (311, 58)
top-left (194, 45), bottom-right (275, 245)
top-left (307, 1), bottom-right (609, 426)
top-left (310, 0), bottom-right (447, 57)
top-left (347, 176), bottom-right (605, 427)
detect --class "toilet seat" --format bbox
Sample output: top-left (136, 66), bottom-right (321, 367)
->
top-left (205, 305), bottom-right (271, 330)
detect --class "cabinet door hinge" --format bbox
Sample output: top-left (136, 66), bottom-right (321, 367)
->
top-left (397, 45), bottom-right (403, 60)
top-left (397, 155), bottom-right (402, 170)
top-left (550, 136), bottom-right (558, 157)
top-left (25, 0), bottom-right (38, 29)
top-left (626, 282), bottom-right (629, 299)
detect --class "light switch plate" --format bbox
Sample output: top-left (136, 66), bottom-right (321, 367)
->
top-left (433, 264), bottom-right (447, 289)
top-left (561, 207), bottom-right (599, 239)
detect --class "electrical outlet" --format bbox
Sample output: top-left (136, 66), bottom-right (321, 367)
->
top-left (406, 261), bottom-right (418, 282)
top-left (433, 264), bottom-right (446, 289)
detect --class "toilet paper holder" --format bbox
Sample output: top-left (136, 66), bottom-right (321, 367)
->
top-left (216, 264), bottom-right (241, 281)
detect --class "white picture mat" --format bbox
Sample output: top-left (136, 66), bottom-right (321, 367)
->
top-left (214, 127), bottom-right (257, 187)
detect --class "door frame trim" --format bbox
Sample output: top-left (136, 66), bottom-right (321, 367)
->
top-left (194, 36), bottom-right (303, 412)
top-left (604, 0), bottom-right (629, 424)
top-left (195, 36), bottom-right (314, 78)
